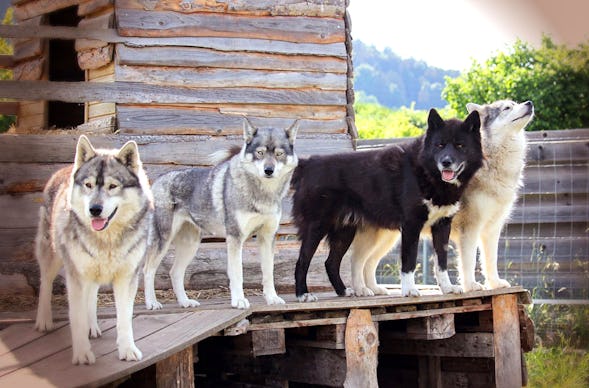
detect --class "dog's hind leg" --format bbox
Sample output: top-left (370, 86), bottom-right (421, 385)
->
top-left (257, 227), bottom-right (285, 305)
top-left (113, 274), bottom-right (142, 361)
top-left (432, 218), bottom-right (463, 294)
top-left (226, 234), bottom-right (249, 309)
top-left (295, 222), bottom-right (326, 302)
top-left (400, 220), bottom-right (424, 297)
top-left (326, 226), bottom-right (356, 297)
top-left (480, 221), bottom-right (510, 289)
top-left (363, 229), bottom-right (399, 296)
top-left (35, 252), bottom-right (62, 332)
top-left (170, 224), bottom-right (201, 308)
top-left (455, 223), bottom-right (485, 292)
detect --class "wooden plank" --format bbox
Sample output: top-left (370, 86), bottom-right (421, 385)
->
top-left (12, 57), bottom-right (44, 80)
top-left (13, 0), bottom-right (80, 21)
top-left (155, 346), bottom-right (194, 388)
top-left (0, 321), bottom-right (68, 357)
top-left (343, 309), bottom-right (378, 388)
top-left (115, 65), bottom-right (347, 90)
top-left (77, 44), bottom-right (114, 70)
top-left (0, 319), bottom-right (117, 378)
top-left (0, 80), bottom-right (347, 105)
top-left (380, 332), bottom-right (495, 358)
top-left (0, 55), bottom-right (14, 69)
top-left (0, 25), bottom-right (348, 57)
top-left (0, 134), bottom-right (353, 164)
top-left (492, 294), bottom-right (522, 388)
top-left (527, 140), bottom-right (589, 164)
top-left (116, 9), bottom-right (345, 44)
top-left (78, 0), bottom-right (113, 17)
top-left (117, 106), bottom-right (347, 135)
top-left (406, 313), bottom-right (455, 340)
top-left (13, 38), bottom-right (43, 62)
top-left (252, 329), bottom-right (286, 356)
top-left (0, 102), bottom-right (18, 115)
top-left (116, 45), bottom-right (347, 73)
top-left (116, 0), bottom-right (346, 18)
top-left (0, 310), bottom-right (248, 387)
top-left (76, 11), bottom-right (114, 51)
top-left (522, 164), bottom-right (588, 195)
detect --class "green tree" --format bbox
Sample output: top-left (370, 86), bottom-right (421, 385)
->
top-left (1, 8), bottom-right (15, 132)
top-left (443, 36), bottom-right (589, 131)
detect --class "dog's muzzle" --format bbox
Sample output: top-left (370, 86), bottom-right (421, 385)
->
top-left (90, 206), bottom-right (118, 231)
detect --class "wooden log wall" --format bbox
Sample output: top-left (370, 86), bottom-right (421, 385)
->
top-left (358, 128), bottom-right (589, 301)
top-left (0, 0), bottom-right (355, 295)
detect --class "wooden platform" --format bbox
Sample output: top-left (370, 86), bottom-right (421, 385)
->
top-left (0, 287), bottom-right (534, 387)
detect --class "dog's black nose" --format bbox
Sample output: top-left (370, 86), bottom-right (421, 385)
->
top-left (89, 204), bottom-right (103, 217)
top-left (264, 167), bottom-right (274, 176)
top-left (441, 156), bottom-right (453, 168)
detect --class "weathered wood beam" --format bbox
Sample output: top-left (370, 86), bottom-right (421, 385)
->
top-left (0, 25), bottom-right (347, 57)
top-left (0, 55), bottom-right (14, 69)
top-left (492, 294), bottom-right (523, 388)
top-left (343, 309), bottom-right (378, 388)
top-left (0, 80), bottom-right (347, 105)
top-left (0, 102), bottom-right (18, 115)
top-left (116, 9), bottom-right (345, 44)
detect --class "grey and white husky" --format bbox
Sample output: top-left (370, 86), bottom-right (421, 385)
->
top-left (143, 119), bottom-right (298, 310)
top-left (451, 99), bottom-right (534, 291)
top-left (35, 135), bottom-right (153, 365)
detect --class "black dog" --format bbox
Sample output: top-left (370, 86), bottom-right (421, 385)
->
top-left (291, 109), bottom-right (483, 301)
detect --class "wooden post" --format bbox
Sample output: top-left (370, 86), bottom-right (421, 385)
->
top-left (155, 346), bottom-right (194, 388)
top-left (344, 309), bottom-right (379, 388)
top-left (492, 294), bottom-right (522, 388)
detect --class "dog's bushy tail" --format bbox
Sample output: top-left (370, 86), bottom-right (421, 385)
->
top-left (209, 145), bottom-right (242, 165)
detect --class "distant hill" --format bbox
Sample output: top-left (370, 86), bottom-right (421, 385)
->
top-left (352, 40), bottom-right (459, 109)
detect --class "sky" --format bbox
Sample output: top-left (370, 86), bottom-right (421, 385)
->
top-left (347, 0), bottom-right (589, 71)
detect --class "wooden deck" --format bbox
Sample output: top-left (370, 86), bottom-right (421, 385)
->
top-left (0, 286), bottom-right (533, 387)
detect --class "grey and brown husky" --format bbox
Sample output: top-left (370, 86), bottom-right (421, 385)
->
top-left (143, 119), bottom-right (298, 309)
top-left (35, 135), bottom-right (153, 364)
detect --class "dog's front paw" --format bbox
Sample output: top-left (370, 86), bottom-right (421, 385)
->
top-left (89, 321), bottom-right (102, 338)
top-left (401, 287), bottom-right (421, 297)
top-left (178, 298), bottom-right (200, 308)
top-left (118, 343), bottom-right (143, 361)
top-left (463, 281), bottom-right (485, 292)
top-left (145, 300), bottom-right (163, 310)
top-left (355, 286), bottom-right (375, 297)
top-left (297, 293), bottom-right (318, 303)
top-left (371, 285), bottom-right (392, 296)
top-left (486, 278), bottom-right (511, 289)
top-left (72, 347), bottom-right (96, 365)
top-left (440, 284), bottom-right (464, 294)
top-left (232, 297), bottom-right (250, 309)
top-left (265, 294), bottom-right (286, 305)
top-left (35, 317), bottom-right (54, 332)
top-left (343, 287), bottom-right (355, 297)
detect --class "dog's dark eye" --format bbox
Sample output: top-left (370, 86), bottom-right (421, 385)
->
top-left (85, 182), bottom-right (93, 189)
top-left (256, 150), bottom-right (265, 158)
top-left (108, 184), bottom-right (118, 190)
top-left (456, 143), bottom-right (464, 149)
top-left (437, 143), bottom-right (444, 149)
top-left (275, 150), bottom-right (285, 157)
top-left (503, 106), bottom-right (512, 111)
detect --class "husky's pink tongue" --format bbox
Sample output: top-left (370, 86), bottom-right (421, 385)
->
top-left (442, 170), bottom-right (456, 182)
top-left (91, 218), bottom-right (108, 231)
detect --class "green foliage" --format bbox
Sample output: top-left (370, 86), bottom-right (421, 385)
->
top-left (443, 36), bottom-right (589, 131)
top-left (1, 7), bottom-right (15, 132)
top-left (526, 345), bottom-right (589, 387)
top-left (354, 97), bottom-right (458, 139)
top-left (353, 41), bottom-right (459, 109)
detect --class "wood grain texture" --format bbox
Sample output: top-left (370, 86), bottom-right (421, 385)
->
top-left (116, 45), bottom-right (347, 73)
top-left (116, 9), bottom-right (345, 44)
top-left (115, 64), bottom-right (347, 90)
top-left (116, 0), bottom-right (346, 18)
top-left (343, 309), bottom-right (379, 388)
top-left (492, 294), bottom-right (522, 388)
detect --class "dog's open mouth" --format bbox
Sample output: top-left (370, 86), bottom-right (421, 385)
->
top-left (91, 207), bottom-right (118, 231)
top-left (441, 163), bottom-right (465, 182)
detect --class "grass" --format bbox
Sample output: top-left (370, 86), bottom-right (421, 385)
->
top-left (526, 345), bottom-right (589, 387)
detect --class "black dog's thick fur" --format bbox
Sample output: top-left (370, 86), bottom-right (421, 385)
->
top-left (291, 109), bottom-right (484, 299)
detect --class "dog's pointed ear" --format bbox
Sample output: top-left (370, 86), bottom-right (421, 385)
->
top-left (427, 108), bottom-right (445, 131)
top-left (463, 110), bottom-right (481, 133)
top-left (117, 140), bottom-right (141, 172)
top-left (466, 102), bottom-right (482, 114)
top-left (74, 135), bottom-right (96, 170)
top-left (243, 117), bottom-right (257, 144)
top-left (286, 119), bottom-right (299, 145)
